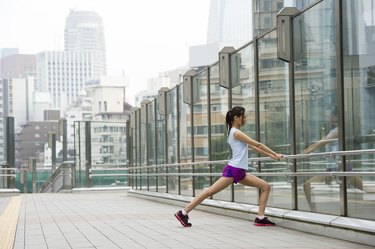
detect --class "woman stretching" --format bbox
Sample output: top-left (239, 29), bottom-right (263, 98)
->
top-left (174, 106), bottom-right (283, 227)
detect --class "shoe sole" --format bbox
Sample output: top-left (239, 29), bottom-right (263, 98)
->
top-left (174, 213), bottom-right (192, 227)
top-left (254, 223), bottom-right (275, 226)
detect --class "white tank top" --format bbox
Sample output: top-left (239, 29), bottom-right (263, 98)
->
top-left (227, 127), bottom-right (249, 170)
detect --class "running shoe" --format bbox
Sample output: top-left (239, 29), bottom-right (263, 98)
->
top-left (254, 217), bottom-right (276, 226)
top-left (174, 210), bottom-right (192, 227)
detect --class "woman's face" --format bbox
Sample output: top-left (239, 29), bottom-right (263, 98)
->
top-left (239, 113), bottom-right (246, 126)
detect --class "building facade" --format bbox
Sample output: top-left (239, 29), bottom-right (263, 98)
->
top-left (64, 10), bottom-right (106, 78)
top-left (0, 54), bottom-right (36, 79)
top-left (36, 50), bottom-right (93, 112)
top-left (252, 0), bottom-right (284, 37)
top-left (189, 0), bottom-right (252, 68)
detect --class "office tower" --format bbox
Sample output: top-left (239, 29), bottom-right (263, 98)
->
top-left (294, 0), bottom-right (315, 10)
top-left (190, 0), bottom-right (252, 67)
top-left (64, 10), bottom-right (106, 78)
top-left (253, 0), bottom-right (284, 37)
top-left (36, 51), bottom-right (93, 111)
top-left (0, 54), bottom-right (36, 78)
top-left (207, 0), bottom-right (252, 45)
top-left (1, 78), bottom-right (35, 127)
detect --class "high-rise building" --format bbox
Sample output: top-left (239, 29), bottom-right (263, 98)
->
top-left (64, 10), bottom-right (106, 78)
top-left (253, 0), bottom-right (284, 37)
top-left (36, 51), bottom-right (93, 112)
top-left (189, 0), bottom-right (252, 68)
top-left (1, 77), bottom-right (35, 129)
top-left (207, 0), bottom-right (252, 45)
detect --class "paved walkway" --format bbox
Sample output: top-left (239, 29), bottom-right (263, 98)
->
top-left (1, 191), bottom-right (374, 249)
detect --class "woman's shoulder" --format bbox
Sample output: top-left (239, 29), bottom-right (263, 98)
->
top-left (230, 127), bottom-right (239, 135)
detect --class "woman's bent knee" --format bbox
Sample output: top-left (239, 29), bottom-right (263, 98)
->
top-left (262, 183), bottom-right (271, 192)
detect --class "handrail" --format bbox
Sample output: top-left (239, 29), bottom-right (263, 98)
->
top-left (128, 149), bottom-right (375, 170)
top-left (90, 168), bottom-right (129, 172)
top-left (0, 174), bottom-right (16, 178)
top-left (0, 167), bottom-right (16, 178)
top-left (88, 149), bottom-right (375, 179)
top-left (0, 168), bottom-right (17, 171)
top-left (124, 172), bottom-right (375, 177)
top-left (38, 161), bottom-right (75, 193)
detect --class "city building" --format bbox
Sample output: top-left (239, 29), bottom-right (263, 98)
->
top-left (36, 50), bottom-right (93, 112)
top-left (15, 113), bottom-right (60, 169)
top-left (64, 10), bottom-right (106, 78)
top-left (189, 0), bottom-right (252, 68)
top-left (252, 0), bottom-right (284, 37)
top-left (134, 90), bottom-right (157, 108)
top-left (1, 77), bottom-right (35, 131)
top-left (0, 54), bottom-right (36, 79)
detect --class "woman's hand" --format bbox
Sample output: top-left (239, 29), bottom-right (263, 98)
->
top-left (271, 153), bottom-right (284, 161)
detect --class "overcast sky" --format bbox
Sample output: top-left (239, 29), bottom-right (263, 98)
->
top-left (0, 0), bottom-right (211, 104)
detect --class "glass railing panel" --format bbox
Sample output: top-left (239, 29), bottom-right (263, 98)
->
top-left (74, 121), bottom-right (86, 188)
top-left (89, 121), bottom-right (127, 187)
top-left (192, 70), bottom-right (209, 196)
top-left (180, 164), bottom-right (193, 197)
top-left (136, 110), bottom-right (141, 189)
top-left (293, 0), bottom-right (339, 214)
top-left (210, 63), bottom-right (229, 162)
top-left (179, 84), bottom-right (192, 196)
top-left (140, 108), bottom-right (147, 190)
top-left (156, 99), bottom-right (166, 192)
top-left (209, 63), bottom-right (231, 201)
top-left (342, 0), bottom-right (375, 220)
top-left (258, 29), bottom-right (291, 209)
top-left (0, 117), bottom-right (5, 188)
top-left (131, 120), bottom-right (137, 189)
top-left (230, 43), bottom-right (260, 203)
top-left (168, 88), bottom-right (178, 194)
top-left (148, 101), bottom-right (157, 191)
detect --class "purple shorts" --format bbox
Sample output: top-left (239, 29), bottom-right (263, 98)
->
top-left (222, 165), bottom-right (246, 184)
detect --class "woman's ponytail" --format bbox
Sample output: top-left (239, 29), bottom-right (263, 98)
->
top-left (226, 106), bottom-right (245, 135)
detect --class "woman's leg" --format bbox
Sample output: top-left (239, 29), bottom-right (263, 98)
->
top-left (184, 177), bottom-right (233, 213)
top-left (303, 175), bottom-right (326, 211)
top-left (239, 174), bottom-right (270, 216)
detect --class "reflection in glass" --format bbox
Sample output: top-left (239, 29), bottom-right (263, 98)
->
top-left (192, 71), bottom-right (211, 196)
top-left (140, 109), bottom-right (147, 190)
top-left (148, 101), bottom-right (157, 191)
top-left (343, 0), bottom-right (375, 220)
top-left (258, 30), bottom-right (291, 209)
top-left (294, 0), bottom-right (339, 215)
top-left (231, 44), bottom-right (259, 204)
top-left (179, 84), bottom-right (193, 196)
top-left (155, 100), bottom-right (166, 192)
top-left (167, 88), bottom-right (178, 194)
top-left (208, 64), bottom-right (231, 201)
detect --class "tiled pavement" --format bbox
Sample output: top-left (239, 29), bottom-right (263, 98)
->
top-left (1, 191), bottom-right (374, 249)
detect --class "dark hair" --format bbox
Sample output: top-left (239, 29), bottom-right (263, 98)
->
top-left (226, 106), bottom-right (245, 134)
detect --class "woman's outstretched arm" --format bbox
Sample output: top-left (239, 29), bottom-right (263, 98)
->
top-left (234, 130), bottom-right (283, 160)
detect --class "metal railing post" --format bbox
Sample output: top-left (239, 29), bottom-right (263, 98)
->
top-left (5, 117), bottom-right (15, 189)
top-left (31, 158), bottom-right (37, 193)
top-left (85, 121), bottom-right (92, 188)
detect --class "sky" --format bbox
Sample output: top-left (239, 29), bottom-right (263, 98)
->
top-left (0, 0), bottom-right (211, 105)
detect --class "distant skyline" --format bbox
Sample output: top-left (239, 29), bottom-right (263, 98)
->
top-left (0, 0), bottom-right (211, 105)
